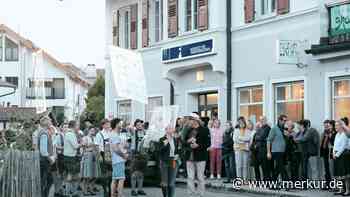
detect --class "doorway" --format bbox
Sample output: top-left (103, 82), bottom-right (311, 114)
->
top-left (198, 92), bottom-right (218, 119)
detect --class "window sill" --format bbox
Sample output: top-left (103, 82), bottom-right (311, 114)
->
top-left (180, 30), bottom-right (199, 37)
top-left (254, 13), bottom-right (277, 22)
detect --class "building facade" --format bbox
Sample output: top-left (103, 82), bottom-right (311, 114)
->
top-left (105, 0), bottom-right (350, 131)
top-left (0, 24), bottom-right (89, 121)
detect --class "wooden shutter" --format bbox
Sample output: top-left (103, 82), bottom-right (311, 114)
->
top-left (112, 10), bottom-right (119, 46)
top-left (198, 0), bottom-right (208, 31)
top-left (168, 0), bottom-right (178, 38)
top-left (130, 4), bottom-right (138, 49)
top-left (277, 0), bottom-right (289, 15)
top-left (244, 0), bottom-right (254, 23)
top-left (142, 0), bottom-right (149, 47)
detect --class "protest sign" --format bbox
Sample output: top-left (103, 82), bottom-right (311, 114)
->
top-left (109, 46), bottom-right (148, 104)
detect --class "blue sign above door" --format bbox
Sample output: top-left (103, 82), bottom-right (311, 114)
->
top-left (162, 39), bottom-right (214, 63)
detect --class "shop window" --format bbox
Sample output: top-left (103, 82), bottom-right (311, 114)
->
top-left (145, 96), bottom-right (163, 122)
top-left (332, 79), bottom-right (350, 120)
top-left (5, 37), bottom-right (18, 61)
top-left (238, 86), bottom-right (263, 121)
top-left (117, 100), bottom-right (132, 124)
top-left (275, 82), bottom-right (304, 122)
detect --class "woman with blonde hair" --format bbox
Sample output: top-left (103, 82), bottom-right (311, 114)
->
top-left (233, 117), bottom-right (253, 180)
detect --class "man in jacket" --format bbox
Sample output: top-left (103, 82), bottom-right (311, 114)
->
top-left (252, 116), bottom-right (271, 181)
top-left (184, 118), bottom-right (211, 197)
top-left (222, 121), bottom-right (236, 183)
top-left (295, 119), bottom-right (320, 180)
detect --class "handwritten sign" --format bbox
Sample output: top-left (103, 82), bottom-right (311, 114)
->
top-left (109, 46), bottom-right (148, 104)
top-left (277, 40), bottom-right (299, 64)
top-left (146, 105), bottom-right (179, 140)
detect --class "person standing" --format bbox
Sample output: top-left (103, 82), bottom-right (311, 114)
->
top-left (209, 119), bottom-right (224, 179)
top-left (250, 116), bottom-right (271, 181)
top-left (267, 115), bottom-right (288, 182)
top-left (110, 118), bottom-right (128, 197)
top-left (38, 116), bottom-right (54, 197)
top-left (0, 130), bottom-right (7, 150)
top-left (233, 117), bottom-right (253, 180)
top-left (95, 119), bottom-right (112, 164)
top-left (53, 125), bottom-right (65, 196)
top-left (284, 120), bottom-right (301, 183)
top-left (80, 127), bottom-right (100, 196)
top-left (130, 119), bottom-right (147, 196)
top-left (333, 120), bottom-right (350, 195)
top-left (222, 121), bottom-right (236, 183)
top-left (159, 126), bottom-right (179, 197)
top-left (63, 120), bottom-right (81, 196)
top-left (320, 120), bottom-right (336, 188)
top-left (184, 118), bottom-right (211, 197)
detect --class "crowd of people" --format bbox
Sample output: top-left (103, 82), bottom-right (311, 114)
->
top-left (7, 111), bottom-right (350, 197)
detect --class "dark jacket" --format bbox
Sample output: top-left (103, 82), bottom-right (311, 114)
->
top-left (184, 126), bottom-right (211, 162)
top-left (222, 127), bottom-right (234, 158)
top-left (320, 130), bottom-right (336, 158)
top-left (252, 124), bottom-right (271, 153)
top-left (297, 127), bottom-right (320, 157)
top-left (158, 136), bottom-right (179, 161)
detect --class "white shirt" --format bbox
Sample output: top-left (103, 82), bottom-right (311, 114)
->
top-left (95, 130), bottom-right (110, 152)
top-left (333, 132), bottom-right (348, 158)
top-left (63, 130), bottom-right (79, 157)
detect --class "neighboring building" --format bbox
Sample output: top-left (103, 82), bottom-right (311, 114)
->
top-left (105, 0), bottom-right (350, 130)
top-left (0, 24), bottom-right (90, 121)
top-left (105, 0), bottom-right (227, 123)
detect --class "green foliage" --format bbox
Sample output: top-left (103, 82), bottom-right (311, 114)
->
top-left (80, 75), bottom-right (105, 129)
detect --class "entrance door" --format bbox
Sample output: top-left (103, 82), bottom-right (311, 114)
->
top-left (198, 92), bottom-right (218, 119)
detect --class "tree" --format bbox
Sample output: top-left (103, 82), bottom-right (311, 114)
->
top-left (80, 75), bottom-right (105, 129)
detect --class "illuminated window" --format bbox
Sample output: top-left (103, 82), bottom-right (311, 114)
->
top-left (275, 82), bottom-right (304, 122)
top-left (332, 79), bottom-right (350, 120)
top-left (238, 86), bottom-right (263, 121)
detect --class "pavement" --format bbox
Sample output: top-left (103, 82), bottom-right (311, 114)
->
top-left (176, 178), bottom-right (337, 197)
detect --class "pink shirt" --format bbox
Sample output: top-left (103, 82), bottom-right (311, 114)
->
top-left (210, 127), bottom-right (224, 148)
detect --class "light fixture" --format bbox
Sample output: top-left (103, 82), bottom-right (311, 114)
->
top-left (196, 70), bottom-right (204, 82)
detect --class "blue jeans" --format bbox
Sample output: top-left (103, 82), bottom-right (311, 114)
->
top-left (223, 153), bottom-right (236, 180)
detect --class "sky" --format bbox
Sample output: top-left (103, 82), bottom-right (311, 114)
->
top-left (0, 0), bottom-right (105, 68)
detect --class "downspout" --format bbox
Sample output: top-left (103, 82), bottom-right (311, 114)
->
top-left (226, 0), bottom-right (232, 121)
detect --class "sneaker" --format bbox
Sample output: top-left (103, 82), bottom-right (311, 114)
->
top-left (210, 174), bottom-right (214, 179)
top-left (131, 190), bottom-right (138, 196)
top-left (217, 174), bottom-right (221, 179)
top-left (138, 190), bottom-right (147, 195)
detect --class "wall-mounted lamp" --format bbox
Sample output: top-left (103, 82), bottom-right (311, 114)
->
top-left (196, 70), bottom-right (204, 82)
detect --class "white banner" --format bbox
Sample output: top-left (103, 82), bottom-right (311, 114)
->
top-left (31, 50), bottom-right (47, 114)
top-left (146, 105), bottom-right (179, 141)
top-left (109, 46), bottom-right (148, 104)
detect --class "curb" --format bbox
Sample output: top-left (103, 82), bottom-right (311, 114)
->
top-left (176, 179), bottom-right (308, 197)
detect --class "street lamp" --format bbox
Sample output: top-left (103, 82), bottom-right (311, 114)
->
top-left (0, 80), bottom-right (16, 98)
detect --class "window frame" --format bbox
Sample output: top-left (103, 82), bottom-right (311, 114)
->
top-left (5, 76), bottom-right (19, 87)
top-left (185, 0), bottom-right (198, 32)
top-left (154, 0), bottom-right (164, 43)
top-left (117, 100), bottom-right (132, 124)
top-left (237, 86), bottom-right (264, 120)
top-left (118, 7), bottom-right (131, 49)
top-left (5, 37), bottom-right (19, 62)
top-left (0, 35), bottom-right (3, 61)
top-left (145, 96), bottom-right (163, 122)
top-left (255, 0), bottom-right (277, 20)
top-left (274, 81), bottom-right (305, 122)
top-left (331, 78), bottom-right (350, 120)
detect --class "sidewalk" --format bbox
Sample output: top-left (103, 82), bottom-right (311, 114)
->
top-left (176, 178), bottom-right (335, 197)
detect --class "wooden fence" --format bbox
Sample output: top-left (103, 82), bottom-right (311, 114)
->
top-left (0, 150), bottom-right (41, 197)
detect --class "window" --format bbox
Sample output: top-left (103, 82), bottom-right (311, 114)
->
top-left (112, 11), bottom-right (119, 46)
top-left (332, 78), bottom-right (350, 120)
top-left (5, 37), bottom-right (18, 61)
top-left (275, 82), bottom-right (304, 122)
top-left (185, 0), bottom-right (198, 31)
top-left (145, 96), bottom-right (163, 122)
top-left (0, 36), bottom-right (2, 61)
top-left (118, 8), bottom-right (131, 49)
top-left (5, 77), bottom-right (18, 87)
top-left (255, 0), bottom-right (276, 19)
top-left (155, 0), bottom-right (164, 42)
top-left (124, 11), bottom-right (130, 49)
top-left (117, 100), bottom-right (132, 124)
top-left (238, 86), bottom-right (263, 121)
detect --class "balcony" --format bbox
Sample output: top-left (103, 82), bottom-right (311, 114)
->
top-left (26, 87), bottom-right (65, 99)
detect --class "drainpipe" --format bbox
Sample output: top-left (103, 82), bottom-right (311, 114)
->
top-left (226, 0), bottom-right (232, 121)
top-left (170, 82), bottom-right (174, 105)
